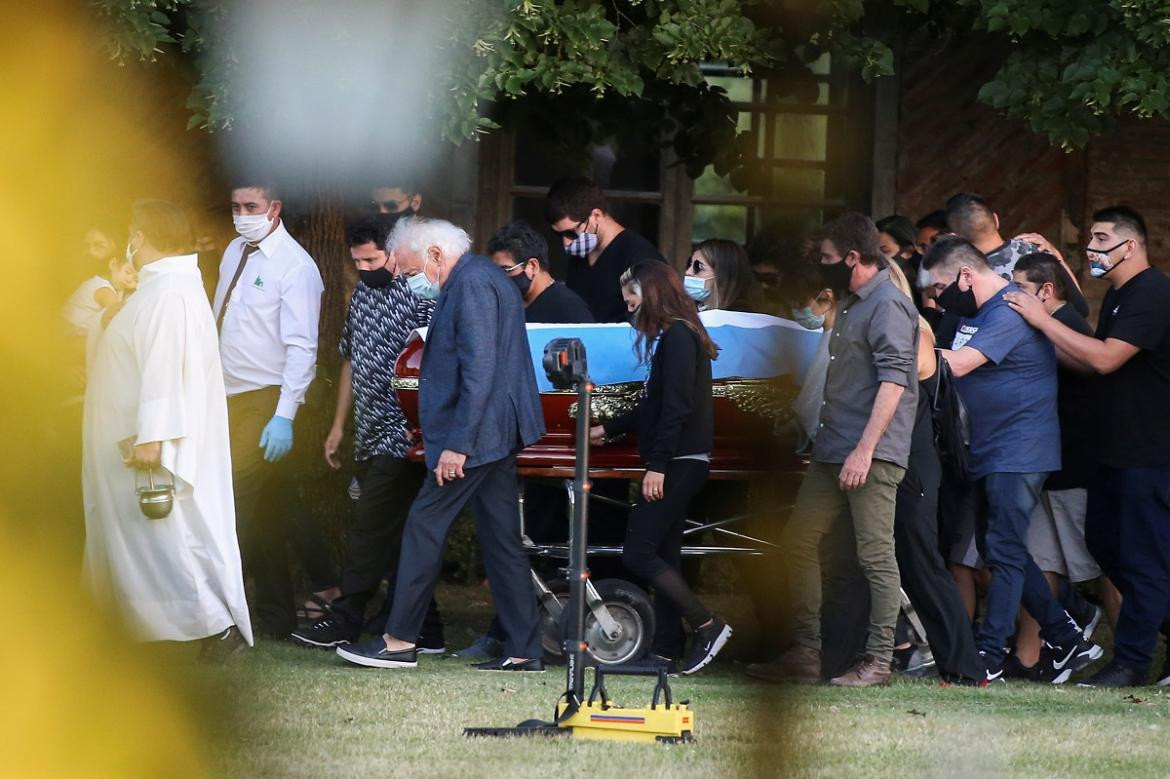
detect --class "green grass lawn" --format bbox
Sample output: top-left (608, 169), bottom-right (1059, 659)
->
top-left (195, 586), bottom-right (1170, 778)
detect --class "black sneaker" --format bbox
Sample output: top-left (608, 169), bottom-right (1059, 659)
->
top-left (290, 616), bottom-right (357, 649)
top-left (1078, 661), bottom-right (1144, 688)
top-left (335, 637), bottom-right (418, 669)
top-left (449, 635), bottom-right (504, 661)
top-left (979, 650), bottom-right (1005, 686)
top-left (473, 657), bottom-right (545, 672)
top-left (680, 616), bottom-right (733, 675)
top-left (1067, 601), bottom-right (1104, 641)
top-left (1047, 636), bottom-right (1103, 681)
top-left (199, 626), bottom-right (248, 664)
top-left (417, 634), bottom-right (447, 655)
top-left (1001, 653), bottom-right (1038, 681)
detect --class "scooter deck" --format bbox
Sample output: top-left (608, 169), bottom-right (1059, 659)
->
top-left (555, 701), bottom-right (694, 744)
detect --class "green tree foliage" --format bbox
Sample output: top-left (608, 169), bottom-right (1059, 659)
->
top-left (971, 0), bottom-right (1170, 148)
top-left (92, 0), bottom-right (1170, 172)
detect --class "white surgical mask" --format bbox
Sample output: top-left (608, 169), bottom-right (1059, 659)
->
top-left (684, 274), bottom-right (711, 302)
top-left (233, 211), bottom-right (274, 243)
top-left (406, 257), bottom-right (440, 300)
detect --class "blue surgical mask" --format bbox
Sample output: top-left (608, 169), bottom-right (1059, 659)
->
top-left (684, 274), bottom-right (711, 302)
top-left (406, 257), bottom-right (440, 300)
top-left (565, 231), bottom-right (598, 258)
top-left (791, 306), bottom-right (825, 330)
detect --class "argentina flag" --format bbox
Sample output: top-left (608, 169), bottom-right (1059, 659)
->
top-left (520, 311), bottom-right (822, 392)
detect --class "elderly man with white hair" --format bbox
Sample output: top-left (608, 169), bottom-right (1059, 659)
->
top-left (336, 217), bottom-right (547, 671)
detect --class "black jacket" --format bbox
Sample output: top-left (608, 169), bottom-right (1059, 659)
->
top-left (603, 322), bottom-right (714, 472)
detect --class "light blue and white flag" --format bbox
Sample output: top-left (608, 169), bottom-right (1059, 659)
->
top-left (414, 311), bottom-right (821, 393)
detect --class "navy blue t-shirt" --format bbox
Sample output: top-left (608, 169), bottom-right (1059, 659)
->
top-left (952, 283), bottom-right (1060, 479)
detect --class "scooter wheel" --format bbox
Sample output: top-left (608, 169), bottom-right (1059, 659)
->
top-left (556, 578), bottom-right (656, 666)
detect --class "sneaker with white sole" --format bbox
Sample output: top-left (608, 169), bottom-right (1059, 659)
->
top-left (1047, 636), bottom-right (1103, 681)
top-left (290, 616), bottom-right (357, 649)
top-left (680, 616), bottom-right (732, 675)
top-left (335, 637), bottom-right (418, 669)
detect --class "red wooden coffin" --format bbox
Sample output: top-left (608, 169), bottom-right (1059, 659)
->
top-left (392, 332), bottom-right (806, 480)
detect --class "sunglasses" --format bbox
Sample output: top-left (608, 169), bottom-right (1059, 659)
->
top-left (557, 219), bottom-right (587, 240)
top-left (370, 199), bottom-right (410, 213)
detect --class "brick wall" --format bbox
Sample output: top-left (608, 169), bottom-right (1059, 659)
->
top-left (892, 38), bottom-right (1170, 319)
top-left (892, 38), bottom-right (1067, 241)
top-left (1084, 118), bottom-right (1170, 269)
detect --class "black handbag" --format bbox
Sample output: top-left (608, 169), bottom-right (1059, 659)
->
top-left (929, 349), bottom-right (971, 481)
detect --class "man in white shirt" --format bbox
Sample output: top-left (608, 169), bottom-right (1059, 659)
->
top-left (212, 178), bottom-right (327, 637)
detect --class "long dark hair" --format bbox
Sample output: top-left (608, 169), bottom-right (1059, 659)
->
top-left (695, 238), bottom-right (763, 312)
top-left (622, 260), bottom-right (719, 364)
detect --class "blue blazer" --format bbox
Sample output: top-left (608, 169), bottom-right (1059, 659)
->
top-left (418, 253), bottom-right (546, 471)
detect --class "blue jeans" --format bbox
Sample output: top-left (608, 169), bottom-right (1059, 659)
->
top-left (975, 472), bottom-right (1079, 664)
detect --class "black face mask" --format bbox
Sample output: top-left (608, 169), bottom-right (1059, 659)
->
top-left (937, 273), bottom-right (979, 317)
top-left (358, 266), bottom-right (395, 289)
top-left (819, 260), bottom-right (854, 296)
top-left (373, 207), bottom-right (414, 236)
top-left (510, 268), bottom-right (532, 297)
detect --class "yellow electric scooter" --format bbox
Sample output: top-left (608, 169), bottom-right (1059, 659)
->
top-left (464, 338), bottom-right (696, 745)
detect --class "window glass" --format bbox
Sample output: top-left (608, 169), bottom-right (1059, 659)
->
top-left (693, 204), bottom-right (748, 244)
top-left (773, 114), bottom-right (828, 162)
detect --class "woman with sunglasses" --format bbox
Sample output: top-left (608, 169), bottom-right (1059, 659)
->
top-left (588, 260), bottom-right (731, 674)
top-left (683, 239), bottom-right (765, 312)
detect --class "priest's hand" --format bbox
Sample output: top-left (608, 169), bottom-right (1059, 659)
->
top-left (589, 425), bottom-right (607, 445)
top-left (259, 415), bottom-right (294, 463)
top-left (124, 441), bottom-right (162, 470)
top-left (434, 449), bottom-right (467, 486)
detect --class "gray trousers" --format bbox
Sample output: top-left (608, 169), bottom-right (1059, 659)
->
top-left (385, 454), bottom-right (540, 658)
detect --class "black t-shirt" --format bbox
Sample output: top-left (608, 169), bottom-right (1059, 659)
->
top-left (524, 281), bottom-right (595, 324)
top-left (1048, 303), bottom-right (1096, 489)
top-left (1094, 267), bottom-right (1170, 468)
top-left (565, 229), bottom-right (665, 323)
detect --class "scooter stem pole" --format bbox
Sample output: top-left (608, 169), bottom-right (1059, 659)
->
top-left (565, 376), bottom-right (593, 705)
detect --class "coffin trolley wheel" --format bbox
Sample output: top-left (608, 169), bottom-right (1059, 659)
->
top-left (541, 578), bottom-right (656, 666)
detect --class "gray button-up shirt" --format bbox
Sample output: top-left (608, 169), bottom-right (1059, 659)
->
top-left (812, 267), bottom-right (919, 469)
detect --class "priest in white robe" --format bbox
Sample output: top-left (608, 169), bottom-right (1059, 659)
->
top-left (83, 199), bottom-right (252, 650)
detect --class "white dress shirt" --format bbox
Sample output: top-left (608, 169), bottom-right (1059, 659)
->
top-left (212, 220), bottom-right (324, 419)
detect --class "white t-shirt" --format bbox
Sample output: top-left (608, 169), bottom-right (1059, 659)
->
top-left (63, 276), bottom-right (115, 336)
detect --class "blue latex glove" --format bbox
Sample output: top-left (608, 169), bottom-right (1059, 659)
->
top-left (259, 415), bottom-right (294, 463)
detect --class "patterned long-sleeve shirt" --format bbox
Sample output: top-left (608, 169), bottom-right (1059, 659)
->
top-left (339, 277), bottom-right (434, 460)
